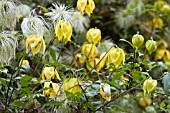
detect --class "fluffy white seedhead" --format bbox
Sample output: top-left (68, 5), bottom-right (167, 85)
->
top-left (115, 9), bottom-right (135, 29)
top-left (17, 4), bottom-right (30, 19)
top-left (0, 31), bottom-right (17, 64)
top-left (71, 11), bottom-right (90, 33)
top-left (45, 2), bottom-right (74, 25)
top-left (0, 0), bottom-right (18, 30)
top-left (21, 10), bottom-right (49, 37)
top-left (97, 39), bottom-right (114, 53)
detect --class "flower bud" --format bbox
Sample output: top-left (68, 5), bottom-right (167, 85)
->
top-left (138, 96), bottom-right (152, 108)
top-left (86, 28), bottom-right (101, 45)
top-left (41, 67), bottom-right (61, 81)
top-left (146, 39), bottom-right (157, 54)
top-left (132, 32), bottom-right (144, 48)
top-left (100, 83), bottom-right (111, 101)
top-left (74, 54), bottom-right (85, 67)
top-left (63, 78), bottom-right (81, 94)
top-left (81, 43), bottom-right (99, 58)
top-left (106, 47), bottom-right (125, 68)
top-left (26, 34), bottom-right (46, 55)
top-left (55, 20), bottom-right (72, 44)
top-left (161, 4), bottom-right (170, 14)
top-left (77, 0), bottom-right (95, 16)
top-left (143, 78), bottom-right (157, 95)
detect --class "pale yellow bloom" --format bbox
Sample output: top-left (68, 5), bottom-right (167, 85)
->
top-left (143, 78), bottom-right (157, 96)
top-left (106, 47), bottom-right (125, 68)
top-left (19, 60), bottom-right (29, 66)
top-left (86, 28), bottom-right (101, 45)
top-left (138, 96), bottom-right (152, 108)
top-left (74, 54), bottom-right (85, 67)
top-left (146, 39), bottom-right (157, 54)
top-left (132, 32), bottom-right (144, 48)
top-left (157, 40), bottom-right (168, 49)
top-left (55, 20), bottom-right (72, 44)
top-left (153, 18), bottom-right (163, 29)
top-left (81, 43), bottom-right (99, 58)
top-left (63, 78), bottom-right (81, 94)
top-left (41, 67), bottom-right (61, 81)
top-left (43, 81), bottom-right (60, 98)
top-left (77, 0), bottom-right (95, 16)
top-left (154, 0), bottom-right (165, 11)
top-left (26, 34), bottom-right (45, 55)
top-left (100, 83), bottom-right (111, 101)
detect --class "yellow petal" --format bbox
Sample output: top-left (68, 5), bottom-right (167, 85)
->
top-left (77, 0), bottom-right (87, 15)
top-left (54, 69), bottom-right (61, 81)
top-left (85, 0), bottom-right (95, 16)
top-left (43, 81), bottom-right (51, 96)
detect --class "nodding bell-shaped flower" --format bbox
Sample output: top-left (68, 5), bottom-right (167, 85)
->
top-left (106, 47), bottom-right (125, 68)
top-left (138, 96), bottom-right (152, 108)
top-left (41, 67), bottom-right (61, 81)
top-left (55, 20), bottom-right (72, 44)
top-left (132, 32), bottom-right (144, 48)
top-left (81, 43), bottom-right (99, 59)
top-left (152, 18), bottom-right (163, 29)
top-left (63, 78), bottom-right (81, 94)
top-left (100, 83), bottom-right (111, 101)
top-left (26, 34), bottom-right (46, 55)
top-left (86, 28), bottom-right (101, 45)
top-left (154, 0), bottom-right (165, 11)
top-left (77, 0), bottom-right (95, 16)
top-left (146, 39), bottom-right (157, 54)
top-left (161, 4), bottom-right (170, 14)
top-left (43, 81), bottom-right (60, 98)
top-left (19, 60), bottom-right (29, 66)
top-left (74, 54), bottom-right (85, 67)
top-left (143, 78), bottom-right (157, 96)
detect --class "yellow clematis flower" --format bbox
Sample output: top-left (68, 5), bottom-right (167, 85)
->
top-left (157, 40), bottom-right (168, 49)
top-left (43, 81), bottom-right (60, 98)
top-left (26, 34), bottom-right (46, 55)
top-left (152, 18), bottom-right (163, 29)
top-left (86, 28), bottom-right (101, 45)
top-left (132, 32), bottom-right (144, 48)
top-left (154, 0), bottom-right (165, 11)
top-left (143, 78), bottom-right (157, 96)
top-left (100, 83), bottom-right (111, 101)
top-left (155, 49), bottom-right (166, 60)
top-left (81, 43), bottom-right (99, 58)
top-left (74, 54), bottom-right (85, 67)
top-left (55, 20), bottom-right (72, 44)
top-left (19, 60), bottom-right (29, 66)
top-left (138, 96), bottom-right (152, 108)
top-left (106, 47), bottom-right (125, 68)
top-left (63, 78), bottom-right (81, 94)
top-left (77, 0), bottom-right (95, 16)
top-left (41, 67), bottom-right (61, 81)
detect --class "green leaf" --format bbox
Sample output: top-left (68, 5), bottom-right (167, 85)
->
top-left (14, 100), bottom-right (23, 107)
top-left (131, 71), bottom-right (143, 81)
top-left (37, 5), bottom-right (48, 13)
top-left (162, 72), bottom-right (170, 95)
top-left (21, 75), bottom-right (32, 81)
top-left (0, 78), bottom-right (6, 86)
top-left (49, 48), bottom-right (57, 61)
top-left (112, 71), bottom-right (126, 81)
top-left (45, 102), bottom-right (62, 106)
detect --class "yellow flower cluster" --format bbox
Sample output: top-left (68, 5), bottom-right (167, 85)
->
top-left (77, 0), bottom-right (95, 16)
top-left (74, 28), bottom-right (125, 71)
top-left (155, 40), bottom-right (170, 67)
top-left (143, 78), bottom-right (157, 96)
top-left (41, 67), bottom-right (61, 98)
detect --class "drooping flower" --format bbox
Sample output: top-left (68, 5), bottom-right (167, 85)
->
top-left (100, 83), bottom-right (111, 101)
top-left (55, 20), bottom-right (72, 44)
top-left (161, 4), bottom-right (170, 14)
top-left (152, 18), bottom-right (163, 29)
top-left (43, 81), bottom-right (60, 98)
top-left (19, 60), bottom-right (29, 66)
top-left (41, 67), bottom-right (61, 81)
top-left (81, 43), bottom-right (99, 58)
top-left (0, 31), bottom-right (17, 64)
top-left (132, 32), bottom-right (144, 48)
top-left (74, 54), bottom-right (85, 67)
top-left (106, 47), bottom-right (125, 68)
top-left (146, 39), bottom-right (157, 54)
top-left (63, 78), bottom-right (81, 94)
top-left (45, 2), bottom-right (74, 24)
top-left (21, 10), bottom-right (49, 37)
top-left (26, 34), bottom-right (46, 55)
top-left (154, 0), bottom-right (165, 11)
top-left (138, 96), bottom-right (152, 108)
top-left (86, 28), bottom-right (101, 45)
top-left (77, 0), bottom-right (95, 16)
top-left (143, 78), bottom-right (157, 96)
